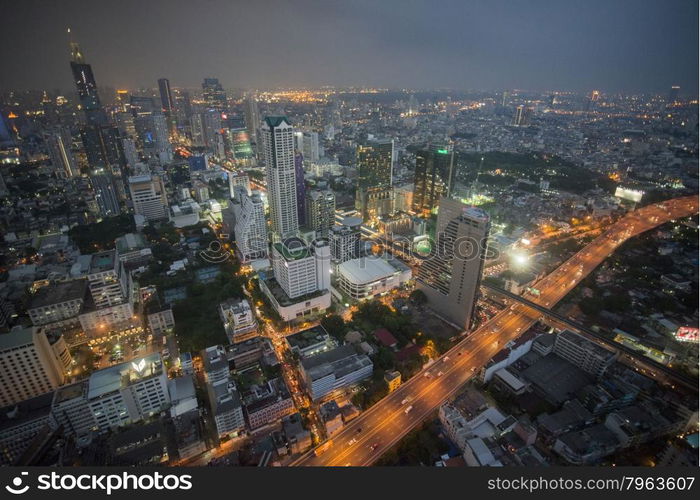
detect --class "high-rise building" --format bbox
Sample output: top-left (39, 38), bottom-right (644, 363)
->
top-left (129, 174), bottom-right (169, 221)
top-left (329, 217), bottom-right (362, 263)
top-left (261, 116), bottom-right (299, 240)
top-left (232, 189), bottom-right (267, 262)
top-left (416, 198), bottom-right (490, 330)
top-left (228, 172), bottom-right (250, 199)
top-left (157, 78), bottom-right (174, 114)
top-left (68, 29), bottom-right (105, 126)
top-left (295, 130), bottom-right (320, 162)
top-left (513, 105), bottom-right (525, 126)
top-left (356, 138), bottom-right (394, 220)
top-left (412, 145), bottom-right (455, 215)
top-left (295, 152), bottom-right (306, 225)
top-left (0, 326), bottom-right (72, 407)
top-left (306, 189), bottom-right (336, 238)
top-left (244, 96), bottom-right (260, 145)
top-left (46, 128), bottom-right (77, 178)
top-left (202, 78), bottom-right (227, 111)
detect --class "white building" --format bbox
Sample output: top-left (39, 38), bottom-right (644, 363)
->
top-left (0, 326), bottom-right (72, 407)
top-left (86, 353), bottom-right (169, 431)
top-left (232, 189), bottom-right (267, 262)
top-left (261, 116), bottom-right (299, 240)
top-left (169, 200), bottom-right (201, 228)
top-left (129, 174), bottom-right (169, 221)
top-left (219, 298), bottom-right (258, 343)
top-left (336, 256), bottom-right (411, 301)
top-left (271, 237), bottom-right (327, 300)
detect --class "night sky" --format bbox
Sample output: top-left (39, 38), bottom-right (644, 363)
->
top-left (1, 0), bottom-right (697, 94)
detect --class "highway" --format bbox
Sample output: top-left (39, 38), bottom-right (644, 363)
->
top-left (291, 195), bottom-right (698, 466)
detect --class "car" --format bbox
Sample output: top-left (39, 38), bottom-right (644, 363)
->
top-left (370, 443), bottom-right (380, 452)
top-left (437, 371), bottom-right (444, 377)
top-left (424, 372), bottom-right (431, 378)
top-left (356, 427), bottom-right (362, 433)
top-left (457, 351), bottom-right (463, 356)
top-left (347, 438), bottom-right (357, 446)
top-left (470, 367), bottom-right (476, 372)
top-left (404, 405), bottom-right (414, 414)
top-left (443, 356), bottom-right (450, 362)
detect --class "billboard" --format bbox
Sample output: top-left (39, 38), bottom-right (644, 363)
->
top-left (675, 326), bottom-right (699, 343)
top-left (615, 187), bottom-right (644, 203)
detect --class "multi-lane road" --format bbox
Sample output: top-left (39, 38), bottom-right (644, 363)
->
top-left (291, 195), bottom-right (698, 466)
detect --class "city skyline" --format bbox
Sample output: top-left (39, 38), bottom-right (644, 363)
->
top-left (0, 0), bottom-right (698, 94)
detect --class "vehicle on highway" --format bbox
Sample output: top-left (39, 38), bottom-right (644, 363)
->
top-left (437, 371), bottom-right (444, 377)
top-left (370, 442), bottom-right (380, 452)
top-left (356, 427), bottom-right (362, 433)
top-left (347, 438), bottom-right (357, 446)
top-left (444, 356), bottom-right (450, 362)
top-left (401, 396), bottom-right (413, 405)
top-left (470, 367), bottom-right (476, 372)
top-left (404, 405), bottom-right (414, 414)
top-left (424, 372), bottom-right (431, 378)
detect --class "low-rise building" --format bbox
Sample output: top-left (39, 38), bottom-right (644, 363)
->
top-left (301, 345), bottom-right (373, 400)
top-left (208, 377), bottom-right (246, 438)
top-left (27, 280), bottom-right (86, 326)
top-left (219, 298), bottom-right (257, 344)
top-left (336, 257), bottom-right (411, 301)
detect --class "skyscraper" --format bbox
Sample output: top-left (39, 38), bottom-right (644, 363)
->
top-left (512, 105), bottom-right (525, 126)
top-left (202, 78), bottom-right (227, 111)
top-left (68, 29), bottom-right (105, 126)
top-left (412, 145), bottom-right (455, 215)
top-left (244, 95), bottom-right (260, 145)
top-left (306, 189), bottom-right (336, 238)
top-left (261, 116), bottom-right (299, 240)
top-left (355, 138), bottom-right (394, 220)
top-left (416, 198), bottom-right (490, 331)
top-left (157, 78), bottom-right (174, 114)
top-left (295, 151), bottom-right (306, 225)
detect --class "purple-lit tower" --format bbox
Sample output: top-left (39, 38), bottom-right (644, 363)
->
top-left (295, 151), bottom-right (306, 225)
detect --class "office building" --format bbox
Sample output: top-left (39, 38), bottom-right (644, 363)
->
top-left (329, 217), bottom-right (362, 263)
top-left (306, 189), bottom-right (335, 238)
top-left (219, 298), bottom-right (258, 344)
top-left (356, 138), bottom-right (394, 220)
top-left (417, 198), bottom-right (490, 330)
top-left (271, 237), bottom-right (330, 300)
top-left (300, 345), bottom-right (373, 400)
top-left (244, 96), bottom-right (260, 144)
top-left (202, 78), bottom-right (227, 111)
top-left (202, 345), bottom-right (230, 384)
top-left (68, 31), bottom-right (105, 126)
top-left (85, 250), bottom-right (128, 308)
top-left (157, 78), bottom-right (174, 114)
top-left (86, 353), bottom-right (169, 430)
top-left (295, 152), bottom-right (306, 224)
top-left (412, 145), bottom-right (455, 215)
top-left (553, 330), bottom-right (617, 378)
top-left (129, 174), bottom-right (168, 221)
top-left (228, 172), bottom-right (251, 198)
top-left (261, 116), bottom-right (299, 239)
top-left (0, 326), bottom-right (72, 407)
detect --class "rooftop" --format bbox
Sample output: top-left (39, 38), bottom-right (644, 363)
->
top-left (87, 353), bottom-right (164, 400)
top-left (0, 392), bottom-right (54, 432)
top-left (301, 344), bottom-right (372, 382)
top-left (29, 279), bottom-right (86, 309)
top-left (0, 326), bottom-right (35, 351)
top-left (287, 325), bottom-right (331, 351)
top-left (337, 257), bottom-right (404, 285)
top-left (88, 250), bottom-right (117, 274)
top-left (273, 237), bottom-right (311, 261)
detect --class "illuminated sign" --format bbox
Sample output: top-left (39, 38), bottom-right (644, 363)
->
top-left (615, 187), bottom-right (644, 203)
top-left (131, 358), bottom-right (146, 373)
top-left (675, 327), bottom-right (699, 344)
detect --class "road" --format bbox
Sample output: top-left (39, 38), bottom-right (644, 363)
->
top-left (291, 195), bottom-right (698, 466)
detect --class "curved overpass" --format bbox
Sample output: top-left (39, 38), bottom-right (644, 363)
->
top-left (292, 195), bottom-right (698, 466)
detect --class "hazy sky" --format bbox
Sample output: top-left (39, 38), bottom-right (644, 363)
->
top-left (1, 0), bottom-right (697, 94)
